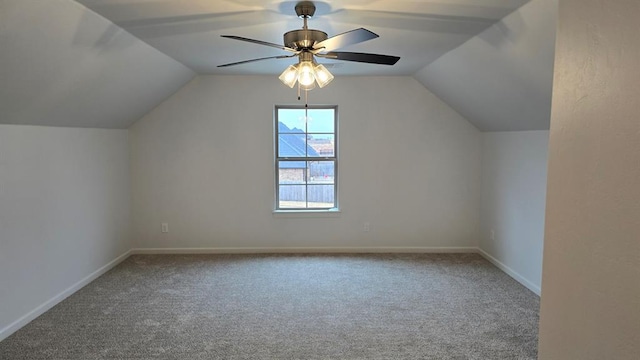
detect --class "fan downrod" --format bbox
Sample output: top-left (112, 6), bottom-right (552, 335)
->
top-left (284, 2), bottom-right (327, 50)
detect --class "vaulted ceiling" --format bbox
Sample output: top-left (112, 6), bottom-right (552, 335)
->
top-left (0, 0), bottom-right (556, 130)
top-left (0, 0), bottom-right (194, 128)
top-left (75, 0), bottom-right (529, 76)
top-left (416, 0), bottom-right (557, 131)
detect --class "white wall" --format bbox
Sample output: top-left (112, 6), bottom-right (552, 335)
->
top-left (538, 0), bottom-right (640, 358)
top-left (479, 131), bottom-right (548, 294)
top-left (414, 0), bottom-right (557, 131)
top-left (130, 75), bottom-right (481, 251)
top-left (0, 125), bottom-right (131, 340)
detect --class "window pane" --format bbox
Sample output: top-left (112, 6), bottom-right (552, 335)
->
top-left (278, 134), bottom-right (309, 157)
top-left (308, 161), bottom-right (334, 184)
top-left (278, 161), bottom-right (307, 185)
top-left (307, 134), bottom-right (334, 157)
top-left (275, 106), bottom-right (337, 211)
top-left (278, 109), bottom-right (306, 133)
top-left (307, 185), bottom-right (335, 208)
top-left (306, 109), bottom-right (335, 133)
top-left (279, 185), bottom-right (306, 209)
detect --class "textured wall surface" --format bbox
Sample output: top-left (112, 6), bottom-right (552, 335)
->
top-left (130, 75), bottom-right (481, 250)
top-left (480, 131), bottom-right (548, 294)
top-left (0, 125), bottom-right (131, 338)
top-left (538, 0), bottom-right (640, 358)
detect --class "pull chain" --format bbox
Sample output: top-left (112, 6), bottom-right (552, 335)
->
top-left (305, 102), bottom-right (308, 123)
top-left (297, 82), bottom-right (309, 108)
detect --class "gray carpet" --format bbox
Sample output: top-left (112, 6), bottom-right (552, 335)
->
top-left (0, 253), bottom-right (539, 359)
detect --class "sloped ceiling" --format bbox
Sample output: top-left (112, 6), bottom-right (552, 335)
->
top-left (0, 0), bottom-right (555, 131)
top-left (0, 0), bottom-right (194, 129)
top-left (414, 0), bottom-right (557, 131)
top-left (76, 0), bottom-right (529, 76)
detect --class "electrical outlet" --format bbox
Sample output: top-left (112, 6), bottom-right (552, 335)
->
top-left (364, 222), bottom-right (370, 232)
top-left (490, 229), bottom-right (495, 240)
top-left (161, 223), bottom-right (169, 233)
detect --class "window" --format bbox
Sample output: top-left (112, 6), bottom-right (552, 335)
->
top-left (275, 105), bottom-right (337, 210)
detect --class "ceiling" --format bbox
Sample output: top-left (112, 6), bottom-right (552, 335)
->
top-left (0, 0), bottom-right (194, 128)
top-left (415, 0), bottom-right (557, 131)
top-left (0, 0), bottom-right (555, 131)
top-left (76, 0), bottom-right (530, 76)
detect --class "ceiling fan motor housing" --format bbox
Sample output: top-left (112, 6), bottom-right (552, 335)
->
top-left (284, 29), bottom-right (328, 50)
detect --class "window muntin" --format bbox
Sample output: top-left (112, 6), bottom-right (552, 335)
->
top-left (275, 106), bottom-right (337, 210)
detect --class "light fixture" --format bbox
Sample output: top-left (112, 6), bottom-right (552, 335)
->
top-left (297, 61), bottom-right (316, 90)
top-left (313, 63), bottom-right (334, 88)
top-left (278, 51), bottom-right (334, 90)
top-left (278, 65), bottom-right (298, 88)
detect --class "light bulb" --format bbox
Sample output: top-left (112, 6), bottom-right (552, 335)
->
top-left (297, 62), bottom-right (316, 87)
top-left (299, 80), bottom-right (316, 90)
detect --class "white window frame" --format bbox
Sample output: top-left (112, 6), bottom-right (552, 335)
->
top-left (274, 105), bottom-right (338, 211)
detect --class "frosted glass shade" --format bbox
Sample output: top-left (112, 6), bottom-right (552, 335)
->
top-left (314, 64), bottom-right (334, 88)
top-left (279, 65), bottom-right (298, 88)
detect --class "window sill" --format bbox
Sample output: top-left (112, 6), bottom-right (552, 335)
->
top-left (272, 208), bottom-right (341, 218)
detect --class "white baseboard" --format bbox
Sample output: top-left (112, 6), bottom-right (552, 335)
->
top-left (0, 250), bottom-right (132, 342)
top-left (477, 248), bottom-right (541, 296)
top-left (130, 246), bottom-right (478, 254)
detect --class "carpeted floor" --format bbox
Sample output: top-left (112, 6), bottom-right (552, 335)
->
top-left (0, 253), bottom-right (539, 359)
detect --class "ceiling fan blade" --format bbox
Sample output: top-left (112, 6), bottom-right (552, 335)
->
top-left (217, 54), bottom-right (297, 68)
top-left (330, 9), bottom-right (495, 35)
top-left (221, 35), bottom-right (297, 53)
top-left (318, 52), bottom-right (400, 65)
top-left (313, 28), bottom-right (378, 52)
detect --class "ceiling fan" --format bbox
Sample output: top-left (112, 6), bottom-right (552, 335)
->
top-left (218, 1), bottom-right (400, 90)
